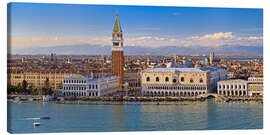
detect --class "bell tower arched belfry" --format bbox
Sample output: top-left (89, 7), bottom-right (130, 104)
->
top-left (111, 11), bottom-right (124, 90)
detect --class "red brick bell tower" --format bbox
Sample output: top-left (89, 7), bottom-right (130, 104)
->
top-left (111, 11), bottom-right (124, 90)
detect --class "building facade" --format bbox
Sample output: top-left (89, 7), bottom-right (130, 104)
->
top-left (54, 74), bottom-right (120, 97)
top-left (248, 77), bottom-right (263, 96)
top-left (124, 72), bottom-right (141, 91)
top-left (200, 65), bottom-right (227, 93)
top-left (217, 79), bottom-right (248, 96)
top-left (8, 72), bottom-right (72, 89)
top-left (111, 11), bottom-right (124, 90)
top-left (141, 68), bottom-right (210, 97)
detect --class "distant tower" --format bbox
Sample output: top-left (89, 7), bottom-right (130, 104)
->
top-left (21, 57), bottom-right (25, 63)
top-left (210, 51), bottom-right (214, 65)
top-left (183, 56), bottom-right (186, 64)
top-left (50, 53), bottom-right (54, 62)
top-left (111, 11), bottom-right (124, 90)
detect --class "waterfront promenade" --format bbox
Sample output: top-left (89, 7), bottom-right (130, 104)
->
top-left (8, 94), bottom-right (263, 103)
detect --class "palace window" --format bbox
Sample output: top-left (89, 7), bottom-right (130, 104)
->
top-left (165, 77), bottom-right (169, 82)
top-left (173, 79), bottom-right (177, 83)
top-left (181, 77), bottom-right (184, 82)
top-left (146, 77), bottom-right (150, 82)
top-left (156, 77), bottom-right (159, 82)
top-left (190, 78), bottom-right (194, 83)
top-left (200, 78), bottom-right (203, 83)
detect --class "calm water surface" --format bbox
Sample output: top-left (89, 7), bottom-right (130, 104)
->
top-left (7, 100), bottom-right (263, 133)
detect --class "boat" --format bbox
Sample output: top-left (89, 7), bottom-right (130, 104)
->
top-left (40, 117), bottom-right (50, 120)
top-left (33, 122), bottom-right (40, 126)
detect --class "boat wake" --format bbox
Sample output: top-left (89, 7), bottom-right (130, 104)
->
top-left (18, 117), bottom-right (50, 120)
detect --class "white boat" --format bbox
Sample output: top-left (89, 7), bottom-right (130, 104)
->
top-left (33, 122), bottom-right (40, 126)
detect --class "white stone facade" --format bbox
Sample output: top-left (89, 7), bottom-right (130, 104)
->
top-left (141, 68), bottom-right (210, 97)
top-left (217, 79), bottom-right (248, 96)
top-left (54, 74), bottom-right (120, 97)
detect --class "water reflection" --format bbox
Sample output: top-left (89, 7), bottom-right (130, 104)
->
top-left (7, 101), bottom-right (263, 133)
top-left (111, 104), bottom-right (125, 131)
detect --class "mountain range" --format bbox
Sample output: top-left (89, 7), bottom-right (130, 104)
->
top-left (10, 44), bottom-right (263, 55)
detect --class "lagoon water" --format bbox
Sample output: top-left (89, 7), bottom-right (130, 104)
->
top-left (7, 100), bottom-right (263, 133)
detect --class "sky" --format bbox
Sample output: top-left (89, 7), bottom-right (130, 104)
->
top-left (8, 3), bottom-right (263, 54)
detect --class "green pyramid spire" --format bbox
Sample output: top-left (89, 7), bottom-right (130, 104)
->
top-left (113, 11), bottom-right (122, 33)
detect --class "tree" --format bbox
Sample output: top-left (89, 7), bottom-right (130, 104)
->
top-left (16, 83), bottom-right (23, 93)
top-left (7, 85), bottom-right (16, 94)
top-left (37, 87), bottom-right (42, 95)
top-left (22, 80), bottom-right (28, 93)
top-left (45, 78), bottom-right (50, 89)
top-left (43, 78), bottom-right (53, 95)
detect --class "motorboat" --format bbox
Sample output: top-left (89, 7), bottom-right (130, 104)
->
top-left (33, 122), bottom-right (40, 126)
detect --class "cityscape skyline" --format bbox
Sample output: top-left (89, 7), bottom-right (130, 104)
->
top-left (7, 3), bottom-right (263, 133)
top-left (8, 3), bottom-right (263, 54)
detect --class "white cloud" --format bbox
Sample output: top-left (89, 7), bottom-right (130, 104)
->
top-left (194, 32), bottom-right (233, 40)
top-left (10, 32), bottom-right (263, 48)
top-left (154, 37), bottom-right (166, 41)
top-left (137, 36), bottom-right (152, 40)
top-left (187, 32), bottom-right (262, 47)
top-left (10, 36), bottom-right (112, 47)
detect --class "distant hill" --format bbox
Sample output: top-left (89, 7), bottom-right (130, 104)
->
top-left (10, 44), bottom-right (263, 55)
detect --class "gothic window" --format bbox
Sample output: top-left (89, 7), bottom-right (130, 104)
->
top-left (181, 77), bottom-right (184, 82)
top-left (156, 77), bottom-right (159, 82)
top-left (165, 77), bottom-right (169, 82)
top-left (190, 78), bottom-right (194, 83)
top-left (173, 79), bottom-right (177, 83)
top-left (200, 78), bottom-right (203, 83)
top-left (146, 77), bottom-right (150, 82)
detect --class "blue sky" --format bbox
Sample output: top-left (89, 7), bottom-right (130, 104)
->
top-left (8, 3), bottom-right (263, 49)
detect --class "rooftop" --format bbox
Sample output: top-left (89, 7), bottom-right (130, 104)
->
top-left (144, 68), bottom-right (206, 73)
top-left (200, 65), bottom-right (224, 71)
top-left (65, 74), bottom-right (119, 81)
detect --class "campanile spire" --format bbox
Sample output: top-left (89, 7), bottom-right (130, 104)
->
top-left (111, 11), bottom-right (124, 90)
